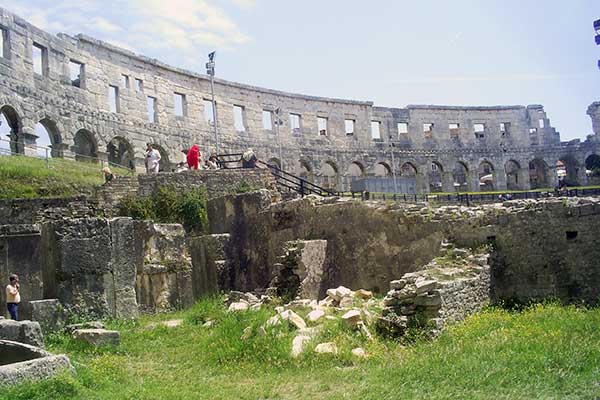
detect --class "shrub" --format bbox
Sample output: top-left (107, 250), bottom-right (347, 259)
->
top-left (118, 185), bottom-right (208, 234)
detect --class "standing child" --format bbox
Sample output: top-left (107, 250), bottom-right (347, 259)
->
top-left (6, 274), bottom-right (20, 320)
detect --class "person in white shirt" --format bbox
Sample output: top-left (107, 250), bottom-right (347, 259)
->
top-left (145, 143), bottom-right (162, 174)
top-left (6, 274), bottom-right (20, 320)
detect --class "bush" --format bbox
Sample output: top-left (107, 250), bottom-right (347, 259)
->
top-left (118, 186), bottom-right (208, 233)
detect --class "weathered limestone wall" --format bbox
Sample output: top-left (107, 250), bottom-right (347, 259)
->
top-left (136, 169), bottom-right (276, 199)
top-left (136, 223), bottom-right (194, 312)
top-left (0, 7), bottom-right (597, 193)
top-left (0, 197), bottom-right (97, 225)
top-left (209, 192), bottom-right (600, 304)
top-left (380, 249), bottom-right (491, 335)
top-left (0, 225), bottom-right (44, 319)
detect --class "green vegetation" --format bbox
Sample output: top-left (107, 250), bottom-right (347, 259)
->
top-left (2, 301), bottom-right (599, 399)
top-left (119, 185), bottom-right (208, 233)
top-left (0, 155), bottom-right (131, 199)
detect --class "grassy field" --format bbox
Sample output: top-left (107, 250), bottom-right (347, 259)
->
top-left (0, 155), bottom-right (132, 199)
top-left (2, 300), bottom-right (599, 400)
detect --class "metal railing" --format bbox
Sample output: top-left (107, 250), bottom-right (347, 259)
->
top-left (350, 188), bottom-right (600, 205)
top-left (0, 138), bottom-right (135, 175)
top-left (214, 153), bottom-right (338, 197)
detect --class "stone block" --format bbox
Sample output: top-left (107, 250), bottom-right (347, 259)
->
top-left (314, 342), bottom-right (337, 354)
top-left (0, 319), bottom-right (44, 348)
top-left (72, 328), bottom-right (120, 346)
top-left (29, 299), bottom-right (66, 333)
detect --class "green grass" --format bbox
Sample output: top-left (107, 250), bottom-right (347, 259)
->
top-left (2, 300), bottom-right (599, 399)
top-left (0, 155), bottom-right (131, 199)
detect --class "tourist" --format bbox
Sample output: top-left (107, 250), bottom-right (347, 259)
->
top-left (5, 274), bottom-right (20, 321)
top-left (176, 162), bottom-right (188, 173)
top-left (187, 144), bottom-right (201, 170)
top-left (240, 148), bottom-right (257, 169)
top-left (102, 166), bottom-right (116, 183)
top-left (145, 143), bottom-right (161, 174)
top-left (206, 152), bottom-right (220, 170)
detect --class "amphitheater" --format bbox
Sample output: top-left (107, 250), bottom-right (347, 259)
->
top-left (0, 6), bottom-right (599, 193)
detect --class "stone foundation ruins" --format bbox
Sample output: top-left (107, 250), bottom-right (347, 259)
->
top-left (0, 7), bottom-right (598, 194)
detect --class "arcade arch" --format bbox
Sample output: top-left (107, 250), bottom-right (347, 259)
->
top-left (73, 129), bottom-right (97, 162)
top-left (107, 136), bottom-right (134, 169)
top-left (505, 160), bottom-right (521, 191)
top-left (528, 158), bottom-right (551, 189)
top-left (478, 161), bottom-right (495, 191)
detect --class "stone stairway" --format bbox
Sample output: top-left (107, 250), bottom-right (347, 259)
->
top-left (95, 175), bottom-right (140, 216)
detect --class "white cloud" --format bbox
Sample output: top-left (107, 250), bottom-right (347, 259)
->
top-left (1, 0), bottom-right (251, 67)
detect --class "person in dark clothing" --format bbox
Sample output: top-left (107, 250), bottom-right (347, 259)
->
top-left (240, 148), bottom-right (257, 168)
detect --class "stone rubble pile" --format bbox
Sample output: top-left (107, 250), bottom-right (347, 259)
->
top-left (378, 246), bottom-right (491, 337)
top-left (226, 285), bottom-right (378, 358)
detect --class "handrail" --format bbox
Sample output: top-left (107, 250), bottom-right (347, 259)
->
top-left (0, 137), bottom-right (135, 174)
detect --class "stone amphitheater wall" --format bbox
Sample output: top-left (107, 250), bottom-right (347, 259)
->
top-left (0, 7), bottom-right (598, 192)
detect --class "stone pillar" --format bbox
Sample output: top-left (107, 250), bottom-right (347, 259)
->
top-left (96, 150), bottom-right (109, 168)
top-left (415, 173), bottom-right (428, 194)
top-left (441, 171), bottom-right (455, 193)
top-left (518, 168), bottom-right (531, 190)
top-left (468, 170), bottom-right (480, 192)
top-left (21, 128), bottom-right (39, 157)
top-left (576, 167), bottom-right (588, 187)
top-left (51, 143), bottom-right (68, 158)
top-left (494, 169), bottom-right (507, 191)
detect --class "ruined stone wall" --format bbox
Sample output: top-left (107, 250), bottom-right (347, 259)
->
top-left (0, 7), bottom-right (597, 193)
top-left (136, 169), bottom-right (276, 199)
top-left (0, 197), bottom-right (98, 225)
top-left (208, 192), bottom-right (600, 304)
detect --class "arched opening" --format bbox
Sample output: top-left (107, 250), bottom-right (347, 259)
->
top-left (585, 154), bottom-right (600, 185)
top-left (505, 160), bottom-right (521, 191)
top-left (400, 162), bottom-right (417, 177)
top-left (528, 158), bottom-right (550, 189)
top-left (107, 137), bottom-right (134, 169)
top-left (453, 161), bottom-right (468, 191)
top-left (478, 161), bottom-right (495, 191)
top-left (557, 156), bottom-right (580, 186)
top-left (35, 118), bottom-right (62, 158)
top-left (320, 161), bottom-right (339, 190)
top-left (429, 161), bottom-right (443, 192)
top-left (296, 159), bottom-right (314, 183)
top-left (374, 162), bottom-right (392, 177)
top-left (73, 129), bottom-right (97, 162)
top-left (0, 105), bottom-right (21, 154)
top-left (347, 161), bottom-right (365, 191)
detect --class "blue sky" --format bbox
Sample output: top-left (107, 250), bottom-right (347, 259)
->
top-left (4, 0), bottom-right (600, 141)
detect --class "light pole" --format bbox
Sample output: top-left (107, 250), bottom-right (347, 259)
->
top-left (389, 136), bottom-right (399, 194)
top-left (595, 19), bottom-right (600, 70)
top-left (274, 107), bottom-right (284, 169)
top-left (206, 52), bottom-right (220, 154)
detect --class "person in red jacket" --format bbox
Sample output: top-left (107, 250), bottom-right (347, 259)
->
top-left (187, 144), bottom-right (200, 170)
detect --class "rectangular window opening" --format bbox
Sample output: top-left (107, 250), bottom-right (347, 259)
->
top-left (108, 85), bottom-right (119, 113)
top-left (317, 116), bottom-right (328, 136)
top-left (538, 119), bottom-right (545, 128)
top-left (233, 105), bottom-right (245, 132)
top-left (500, 122), bottom-right (511, 137)
top-left (146, 96), bottom-right (157, 123)
top-left (345, 119), bottom-right (355, 136)
top-left (474, 123), bottom-right (485, 139)
top-left (174, 93), bottom-right (186, 117)
top-left (566, 231), bottom-right (578, 240)
top-left (290, 113), bottom-right (301, 134)
top-left (134, 78), bottom-right (143, 93)
top-left (204, 99), bottom-right (215, 125)
top-left (121, 74), bottom-right (129, 89)
top-left (32, 43), bottom-right (48, 76)
top-left (69, 60), bottom-right (83, 88)
top-left (423, 123), bottom-right (434, 138)
top-left (0, 27), bottom-right (7, 59)
top-left (449, 123), bottom-right (460, 138)
top-left (262, 110), bottom-right (273, 131)
top-left (371, 121), bottom-right (381, 140)
top-left (397, 122), bottom-right (408, 135)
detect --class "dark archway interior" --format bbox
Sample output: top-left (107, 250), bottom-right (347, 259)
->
top-left (107, 137), bottom-right (134, 169)
top-left (74, 130), bottom-right (97, 162)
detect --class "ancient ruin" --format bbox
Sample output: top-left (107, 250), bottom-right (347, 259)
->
top-left (0, 7), bottom-right (599, 194)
